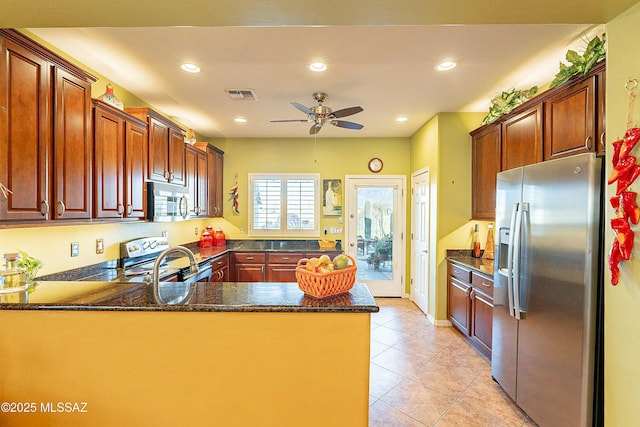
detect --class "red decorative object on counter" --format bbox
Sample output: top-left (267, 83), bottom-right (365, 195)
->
top-left (214, 228), bottom-right (226, 246)
top-left (200, 226), bottom-right (213, 248)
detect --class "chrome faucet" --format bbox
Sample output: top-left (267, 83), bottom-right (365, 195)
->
top-left (152, 245), bottom-right (200, 303)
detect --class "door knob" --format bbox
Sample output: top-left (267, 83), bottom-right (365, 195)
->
top-left (349, 242), bottom-right (354, 247)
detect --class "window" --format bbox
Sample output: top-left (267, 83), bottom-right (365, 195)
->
top-left (249, 173), bottom-right (320, 237)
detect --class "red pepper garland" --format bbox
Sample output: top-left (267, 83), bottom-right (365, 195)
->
top-left (608, 79), bottom-right (640, 285)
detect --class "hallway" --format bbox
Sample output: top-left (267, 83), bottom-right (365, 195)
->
top-left (369, 298), bottom-right (538, 426)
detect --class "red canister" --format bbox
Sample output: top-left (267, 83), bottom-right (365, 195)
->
top-left (214, 228), bottom-right (226, 246)
top-left (200, 226), bottom-right (213, 248)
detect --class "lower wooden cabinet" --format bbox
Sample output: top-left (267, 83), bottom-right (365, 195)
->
top-left (233, 252), bottom-right (266, 282)
top-left (447, 260), bottom-right (494, 357)
top-left (266, 252), bottom-right (304, 282)
top-left (210, 253), bottom-right (229, 282)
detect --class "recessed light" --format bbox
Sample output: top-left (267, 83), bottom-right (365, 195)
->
top-left (436, 61), bottom-right (456, 71)
top-left (308, 62), bottom-right (327, 72)
top-left (181, 63), bottom-right (201, 73)
top-left (234, 117), bottom-right (247, 123)
top-left (396, 116), bottom-right (408, 123)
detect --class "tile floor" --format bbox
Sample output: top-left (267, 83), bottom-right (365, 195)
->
top-left (368, 298), bottom-right (538, 427)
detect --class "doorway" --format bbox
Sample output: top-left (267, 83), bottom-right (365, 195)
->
top-left (344, 176), bottom-right (406, 297)
top-left (410, 168), bottom-right (430, 314)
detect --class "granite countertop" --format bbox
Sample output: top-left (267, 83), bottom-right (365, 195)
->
top-left (446, 249), bottom-right (494, 276)
top-left (0, 281), bottom-right (378, 313)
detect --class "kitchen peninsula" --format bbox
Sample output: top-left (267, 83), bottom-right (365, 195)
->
top-left (0, 279), bottom-right (377, 427)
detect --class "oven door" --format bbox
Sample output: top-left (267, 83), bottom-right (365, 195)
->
top-left (147, 182), bottom-right (191, 222)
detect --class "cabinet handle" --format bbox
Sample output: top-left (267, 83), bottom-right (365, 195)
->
top-left (127, 204), bottom-right (133, 215)
top-left (164, 171), bottom-right (170, 180)
top-left (40, 200), bottom-right (49, 216)
top-left (57, 200), bottom-right (66, 217)
top-left (465, 287), bottom-right (472, 297)
top-left (170, 172), bottom-right (175, 181)
top-left (584, 136), bottom-right (592, 151)
top-left (246, 257), bottom-right (254, 260)
top-left (282, 257), bottom-right (290, 260)
top-left (600, 132), bottom-right (606, 149)
top-left (118, 204), bottom-right (124, 215)
top-left (478, 281), bottom-right (491, 288)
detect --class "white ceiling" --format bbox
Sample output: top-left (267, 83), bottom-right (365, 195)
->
top-left (27, 24), bottom-right (605, 139)
top-left (10, 0), bottom-right (632, 140)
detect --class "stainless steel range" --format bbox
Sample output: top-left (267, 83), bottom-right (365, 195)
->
top-left (118, 236), bottom-right (174, 283)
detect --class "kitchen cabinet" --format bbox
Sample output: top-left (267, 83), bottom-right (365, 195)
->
top-left (125, 107), bottom-right (186, 186)
top-left (232, 252), bottom-right (266, 282)
top-left (185, 145), bottom-right (208, 216)
top-left (0, 29), bottom-right (96, 222)
top-left (266, 252), bottom-right (304, 282)
top-left (447, 260), bottom-right (493, 357)
top-left (210, 253), bottom-right (229, 282)
top-left (501, 103), bottom-right (543, 171)
top-left (93, 99), bottom-right (148, 220)
top-left (470, 60), bottom-right (606, 219)
top-left (207, 145), bottom-right (224, 217)
top-left (544, 74), bottom-right (597, 160)
top-left (471, 123), bottom-right (501, 220)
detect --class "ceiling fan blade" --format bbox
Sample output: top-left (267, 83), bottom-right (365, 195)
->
top-left (331, 106), bottom-right (363, 118)
top-left (331, 120), bottom-right (363, 130)
top-left (309, 124), bottom-right (322, 135)
top-left (291, 102), bottom-right (314, 116)
top-left (270, 119), bottom-right (310, 123)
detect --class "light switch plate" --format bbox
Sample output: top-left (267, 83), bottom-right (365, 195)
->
top-left (96, 238), bottom-right (104, 254)
top-left (71, 242), bottom-right (80, 257)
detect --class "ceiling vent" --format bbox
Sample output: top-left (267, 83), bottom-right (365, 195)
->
top-left (225, 89), bottom-right (257, 101)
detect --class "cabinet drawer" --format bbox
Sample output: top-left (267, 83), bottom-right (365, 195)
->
top-left (234, 252), bottom-right (265, 263)
top-left (472, 272), bottom-right (494, 297)
top-left (267, 252), bottom-right (304, 264)
top-left (449, 263), bottom-right (471, 283)
top-left (210, 253), bottom-right (229, 269)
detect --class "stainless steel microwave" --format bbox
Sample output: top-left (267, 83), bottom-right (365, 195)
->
top-left (147, 182), bottom-right (190, 222)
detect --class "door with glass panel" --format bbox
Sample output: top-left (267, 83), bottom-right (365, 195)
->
top-left (344, 176), bottom-right (405, 297)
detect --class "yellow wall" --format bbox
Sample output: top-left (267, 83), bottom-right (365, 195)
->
top-left (604, 4), bottom-right (640, 425)
top-left (409, 111), bottom-right (487, 320)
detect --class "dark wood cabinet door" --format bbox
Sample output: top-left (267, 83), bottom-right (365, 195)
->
top-left (501, 103), bottom-right (543, 171)
top-left (185, 146), bottom-right (198, 215)
top-left (471, 290), bottom-right (493, 357)
top-left (207, 146), bottom-right (224, 217)
top-left (448, 277), bottom-right (471, 336)
top-left (53, 67), bottom-right (92, 220)
top-left (93, 103), bottom-right (125, 219)
top-left (0, 37), bottom-right (51, 220)
top-left (471, 124), bottom-right (501, 219)
top-left (196, 149), bottom-right (208, 216)
top-left (544, 75), bottom-right (596, 160)
top-left (235, 264), bottom-right (265, 282)
top-left (266, 265), bottom-right (298, 282)
top-left (147, 117), bottom-right (170, 182)
top-left (124, 120), bottom-right (147, 219)
top-left (168, 127), bottom-right (185, 186)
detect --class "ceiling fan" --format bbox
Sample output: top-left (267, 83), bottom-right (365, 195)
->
top-left (271, 92), bottom-right (364, 135)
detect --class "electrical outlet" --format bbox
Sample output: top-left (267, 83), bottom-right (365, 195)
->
top-left (71, 242), bottom-right (79, 257)
top-left (240, 226), bottom-right (245, 233)
top-left (96, 238), bottom-right (104, 254)
top-left (195, 227), bottom-right (199, 236)
top-left (330, 226), bottom-right (343, 234)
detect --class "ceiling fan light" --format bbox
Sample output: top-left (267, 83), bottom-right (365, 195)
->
top-left (308, 62), bottom-right (327, 72)
top-left (181, 63), bottom-right (201, 73)
top-left (435, 61), bottom-right (456, 71)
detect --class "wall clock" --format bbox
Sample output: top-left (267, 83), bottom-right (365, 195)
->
top-left (368, 157), bottom-right (383, 173)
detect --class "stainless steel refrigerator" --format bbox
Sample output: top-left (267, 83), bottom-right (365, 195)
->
top-left (492, 152), bottom-right (604, 426)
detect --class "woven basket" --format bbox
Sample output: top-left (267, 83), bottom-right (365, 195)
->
top-left (317, 240), bottom-right (337, 250)
top-left (295, 255), bottom-right (357, 298)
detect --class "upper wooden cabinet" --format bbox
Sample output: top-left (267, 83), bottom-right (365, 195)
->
top-left (207, 145), bottom-right (224, 217)
top-left (185, 145), bottom-right (208, 217)
top-left (0, 29), bottom-right (96, 222)
top-left (470, 60), bottom-right (605, 219)
top-left (125, 107), bottom-right (186, 186)
top-left (471, 124), bottom-right (501, 220)
top-left (93, 99), bottom-right (147, 220)
top-left (501, 103), bottom-right (543, 170)
top-left (544, 75), bottom-right (597, 160)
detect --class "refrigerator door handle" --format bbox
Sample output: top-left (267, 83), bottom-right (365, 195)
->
top-left (512, 202), bottom-right (527, 320)
top-left (506, 202), bottom-right (519, 317)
